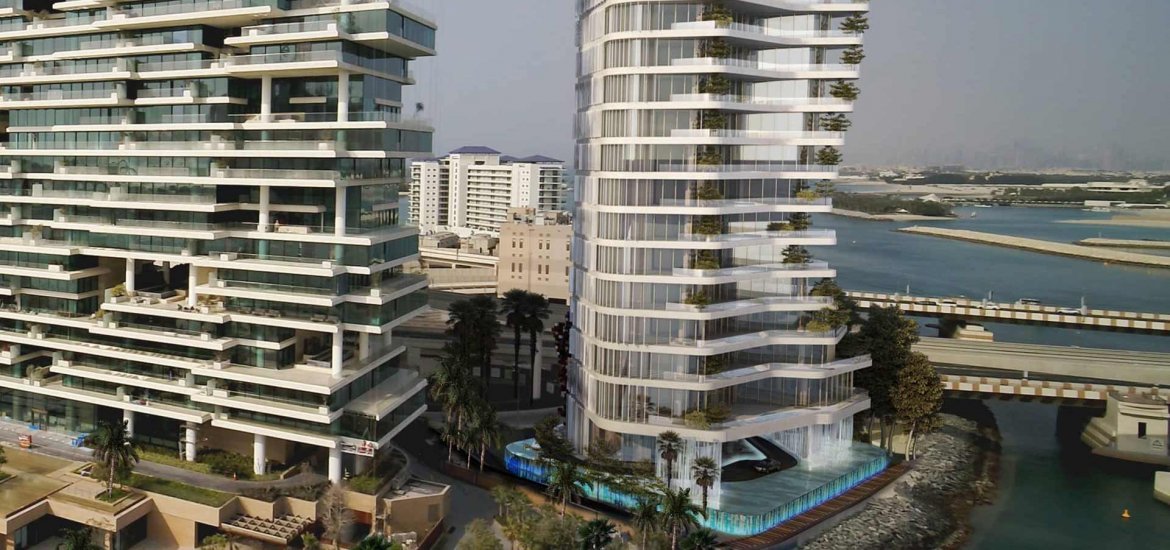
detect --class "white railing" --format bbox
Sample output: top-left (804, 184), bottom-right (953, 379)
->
top-left (672, 21), bottom-right (862, 39)
top-left (670, 129), bottom-right (843, 140)
top-left (241, 19), bottom-right (336, 36)
top-left (672, 57), bottom-right (859, 74)
top-left (670, 93), bottom-right (852, 107)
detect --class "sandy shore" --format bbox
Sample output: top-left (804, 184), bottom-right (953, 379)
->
top-left (831, 208), bottom-right (956, 222)
top-left (898, 226), bottom-right (1170, 269)
top-left (1058, 209), bottom-right (1170, 229)
top-left (1076, 238), bottom-right (1170, 249)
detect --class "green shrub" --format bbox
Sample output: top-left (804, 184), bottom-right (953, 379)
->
top-left (202, 451), bottom-right (252, 479)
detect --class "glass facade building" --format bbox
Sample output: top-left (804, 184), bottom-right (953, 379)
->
top-left (0, 0), bottom-right (435, 483)
top-left (568, 0), bottom-right (877, 529)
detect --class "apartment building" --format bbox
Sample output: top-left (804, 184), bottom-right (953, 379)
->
top-left (409, 146), bottom-right (566, 236)
top-left (563, 0), bottom-right (882, 536)
top-left (496, 207), bottom-right (572, 303)
top-left (0, 0), bottom-right (435, 498)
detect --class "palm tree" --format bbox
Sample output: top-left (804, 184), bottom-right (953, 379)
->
top-left (690, 457), bottom-right (719, 510)
top-left (657, 431), bottom-right (683, 487)
top-left (447, 295), bottom-right (501, 383)
top-left (546, 459), bottom-right (585, 517)
top-left (500, 289), bottom-right (530, 403)
top-left (523, 293), bottom-right (550, 404)
top-left (430, 352), bottom-right (475, 461)
top-left (631, 495), bottom-right (661, 550)
top-left (680, 528), bottom-right (719, 550)
top-left (466, 403), bottom-right (501, 472)
top-left (57, 527), bottom-right (101, 550)
top-left (87, 420), bottom-right (138, 499)
top-left (578, 518), bottom-right (616, 550)
top-left (662, 488), bottom-right (704, 550)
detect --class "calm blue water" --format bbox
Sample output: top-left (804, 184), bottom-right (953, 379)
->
top-left (815, 207), bottom-right (1170, 352)
top-left (816, 207), bottom-right (1170, 549)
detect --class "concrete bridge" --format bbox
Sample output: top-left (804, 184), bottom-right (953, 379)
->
top-left (914, 337), bottom-right (1170, 401)
top-left (849, 291), bottom-right (1170, 335)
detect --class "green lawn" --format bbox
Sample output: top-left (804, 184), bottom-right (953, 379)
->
top-left (139, 449), bottom-right (214, 475)
top-left (95, 488), bottom-right (130, 503)
top-left (127, 474), bottom-right (234, 507)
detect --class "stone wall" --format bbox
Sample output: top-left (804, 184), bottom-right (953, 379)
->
top-left (802, 414), bottom-right (1000, 550)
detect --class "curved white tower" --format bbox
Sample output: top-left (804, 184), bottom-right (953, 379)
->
top-left (569, 0), bottom-right (876, 531)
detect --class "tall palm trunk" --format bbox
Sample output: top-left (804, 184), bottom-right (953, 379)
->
top-left (527, 327), bottom-right (539, 405)
top-left (512, 324), bottom-right (522, 401)
top-left (479, 443), bottom-right (486, 472)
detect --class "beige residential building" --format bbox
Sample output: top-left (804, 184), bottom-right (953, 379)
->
top-left (496, 208), bottom-right (572, 303)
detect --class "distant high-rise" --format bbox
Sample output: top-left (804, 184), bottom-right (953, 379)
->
top-left (569, 0), bottom-right (878, 533)
top-left (409, 147), bottom-right (568, 236)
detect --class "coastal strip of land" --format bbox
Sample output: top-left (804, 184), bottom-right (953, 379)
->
top-left (1076, 238), bottom-right (1170, 250)
top-left (1057, 210), bottom-right (1170, 229)
top-left (897, 226), bottom-right (1170, 269)
top-left (831, 208), bottom-right (955, 222)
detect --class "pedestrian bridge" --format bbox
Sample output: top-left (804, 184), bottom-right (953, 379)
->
top-left (849, 291), bottom-right (1170, 334)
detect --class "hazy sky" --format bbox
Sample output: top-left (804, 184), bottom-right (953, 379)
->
top-left (407, 0), bottom-right (1170, 170)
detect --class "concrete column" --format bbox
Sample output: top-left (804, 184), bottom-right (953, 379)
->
top-left (337, 71), bottom-right (350, 122)
top-left (161, 262), bottom-right (171, 285)
top-left (124, 258), bottom-right (135, 293)
top-left (358, 333), bottom-right (370, 361)
top-left (184, 423), bottom-right (198, 462)
top-left (531, 338), bottom-right (543, 401)
top-left (258, 186), bottom-right (271, 232)
top-left (334, 186), bottom-right (347, 236)
top-left (123, 409), bottom-right (135, 437)
top-left (331, 331), bottom-right (344, 378)
top-left (187, 267), bottom-right (197, 307)
top-left (354, 454), bottom-right (371, 475)
top-left (328, 447), bottom-right (343, 484)
top-left (11, 392), bottom-right (22, 422)
top-left (65, 400), bottom-right (76, 431)
top-left (260, 75), bottom-right (272, 122)
top-left (253, 434), bottom-right (267, 475)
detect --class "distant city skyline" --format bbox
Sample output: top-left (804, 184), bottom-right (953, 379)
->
top-left (407, 0), bottom-right (1170, 171)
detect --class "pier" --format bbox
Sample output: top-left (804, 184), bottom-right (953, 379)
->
top-left (897, 226), bottom-right (1170, 268)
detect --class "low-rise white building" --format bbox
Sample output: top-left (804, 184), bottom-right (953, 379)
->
top-left (410, 147), bottom-right (567, 236)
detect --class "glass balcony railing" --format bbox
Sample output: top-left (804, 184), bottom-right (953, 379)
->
top-left (669, 129), bottom-right (843, 140)
top-left (670, 94), bottom-right (852, 107)
top-left (671, 57), bottom-right (859, 74)
top-left (113, 0), bottom-right (277, 18)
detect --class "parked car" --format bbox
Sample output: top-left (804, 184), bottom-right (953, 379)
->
top-left (939, 299), bottom-right (958, 307)
top-left (1057, 307), bottom-right (1082, 315)
top-left (1017, 298), bottom-right (1042, 306)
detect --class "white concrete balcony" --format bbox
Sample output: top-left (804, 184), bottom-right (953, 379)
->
top-left (223, 50), bottom-right (405, 80)
top-left (49, 362), bottom-right (200, 397)
top-left (591, 161), bottom-right (837, 180)
top-left (668, 57), bottom-right (859, 80)
top-left (0, 88), bottom-right (121, 108)
top-left (192, 387), bottom-right (338, 424)
top-left (581, 389), bottom-right (869, 443)
top-left (198, 279), bottom-right (342, 308)
top-left (595, 197), bottom-right (831, 215)
top-left (583, 295), bottom-right (832, 321)
top-left (231, 18), bottom-right (435, 58)
top-left (582, 261), bottom-right (835, 286)
top-left (667, 128), bottom-right (844, 146)
top-left (97, 0), bottom-right (283, 30)
top-left (667, 93), bottom-right (853, 113)
top-left (585, 356), bottom-right (872, 392)
top-left (670, 20), bottom-right (862, 46)
top-left (592, 229), bottom-right (836, 250)
top-left (743, 0), bottom-right (871, 14)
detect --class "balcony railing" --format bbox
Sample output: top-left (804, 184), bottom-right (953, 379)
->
top-left (113, 0), bottom-right (275, 18)
top-left (670, 129), bottom-right (843, 140)
top-left (670, 93), bottom-right (852, 107)
top-left (671, 21), bottom-right (862, 40)
top-left (672, 57), bottom-right (859, 74)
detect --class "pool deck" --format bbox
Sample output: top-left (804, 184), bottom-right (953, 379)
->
top-left (724, 460), bottom-right (912, 550)
top-left (719, 443), bottom-right (887, 516)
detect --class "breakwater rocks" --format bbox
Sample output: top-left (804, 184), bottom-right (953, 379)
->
top-left (802, 415), bottom-right (1000, 550)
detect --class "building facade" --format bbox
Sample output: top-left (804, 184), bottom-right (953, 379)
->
top-left (568, 0), bottom-right (876, 532)
top-left (409, 146), bottom-right (567, 236)
top-left (0, 0), bottom-right (435, 485)
top-left (496, 207), bottom-right (572, 303)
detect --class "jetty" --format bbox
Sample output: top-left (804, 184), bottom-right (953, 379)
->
top-left (897, 227), bottom-right (1170, 269)
top-left (1076, 237), bottom-right (1170, 250)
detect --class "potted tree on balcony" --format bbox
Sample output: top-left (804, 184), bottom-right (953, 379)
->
top-left (691, 250), bottom-right (721, 270)
top-left (701, 3), bottom-right (733, 28)
top-left (816, 146), bottom-right (843, 166)
top-left (683, 289), bottom-right (711, 309)
top-left (782, 245), bottom-right (812, 265)
top-left (820, 113), bottom-right (852, 132)
top-left (698, 75), bottom-right (731, 95)
top-left (829, 81), bottom-right (860, 101)
top-left (841, 45), bottom-right (865, 65)
top-left (840, 13), bottom-right (870, 34)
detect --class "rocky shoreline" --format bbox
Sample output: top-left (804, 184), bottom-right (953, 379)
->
top-left (801, 413), bottom-right (1001, 550)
